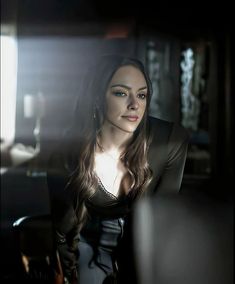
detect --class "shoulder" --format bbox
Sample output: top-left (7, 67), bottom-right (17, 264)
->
top-left (46, 146), bottom-right (73, 193)
top-left (47, 141), bottom-right (78, 175)
top-left (47, 150), bottom-right (68, 177)
top-left (46, 148), bottom-right (76, 219)
top-left (148, 115), bottom-right (173, 132)
top-left (147, 116), bottom-right (189, 144)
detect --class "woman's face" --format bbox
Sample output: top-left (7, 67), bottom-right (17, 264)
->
top-left (104, 65), bottom-right (148, 133)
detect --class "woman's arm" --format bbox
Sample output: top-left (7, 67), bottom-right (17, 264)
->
top-left (47, 153), bottom-right (79, 283)
top-left (156, 123), bottom-right (189, 194)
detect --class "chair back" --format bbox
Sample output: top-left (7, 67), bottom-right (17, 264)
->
top-left (13, 214), bottom-right (63, 284)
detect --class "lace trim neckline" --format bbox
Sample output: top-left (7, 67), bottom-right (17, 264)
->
top-left (96, 176), bottom-right (119, 200)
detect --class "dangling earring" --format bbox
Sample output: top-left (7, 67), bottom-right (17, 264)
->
top-left (93, 103), bottom-right (98, 120)
top-left (94, 104), bottom-right (102, 134)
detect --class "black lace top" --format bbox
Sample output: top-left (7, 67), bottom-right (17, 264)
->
top-left (85, 177), bottom-right (131, 218)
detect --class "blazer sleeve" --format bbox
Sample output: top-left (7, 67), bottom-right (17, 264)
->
top-left (46, 152), bottom-right (79, 282)
top-left (156, 123), bottom-right (189, 194)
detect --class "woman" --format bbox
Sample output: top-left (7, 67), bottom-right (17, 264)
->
top-left (47, 54), bottom-right (189, 284)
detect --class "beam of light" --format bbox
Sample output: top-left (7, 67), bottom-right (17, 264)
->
top-left (0, 34), bottom-right (18, 146)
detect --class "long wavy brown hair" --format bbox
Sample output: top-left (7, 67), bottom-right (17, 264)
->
top-left (64, 54), bottom-right (153, 227)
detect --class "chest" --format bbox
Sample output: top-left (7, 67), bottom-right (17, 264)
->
top-left (94, 155), bottom-right (128, 197)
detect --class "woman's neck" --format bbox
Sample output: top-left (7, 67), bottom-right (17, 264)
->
top-left (98, 121), bottom-right (133, 154)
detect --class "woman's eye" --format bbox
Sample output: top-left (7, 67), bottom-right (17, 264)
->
top-left (113, 91), bottom-right (126, 97)
top-left (138, 93), bottom-right (147, 100)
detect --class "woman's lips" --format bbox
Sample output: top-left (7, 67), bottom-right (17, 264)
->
top-left (122, 115), bottom-right (139, 122)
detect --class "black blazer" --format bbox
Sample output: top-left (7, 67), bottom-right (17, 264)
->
top-left (47, 116), bottom-right (189, 281)
top-left (147, 116), bottom-right (189, 194)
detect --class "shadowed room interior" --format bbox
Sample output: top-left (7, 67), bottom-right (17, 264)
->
top-left (1, 0), bottom-right (233, 283)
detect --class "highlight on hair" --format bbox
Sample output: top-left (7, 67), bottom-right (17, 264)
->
top-left (64, 54), bottom-right (153, 225)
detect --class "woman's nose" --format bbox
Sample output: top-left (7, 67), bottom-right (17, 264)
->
top-left (127, 95), bottom-right (139, 110)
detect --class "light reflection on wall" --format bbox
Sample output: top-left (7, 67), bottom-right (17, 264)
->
top-left (180, 48), bottom-right (200, 131)
top-left (0, 34), bottom-right (18, 145)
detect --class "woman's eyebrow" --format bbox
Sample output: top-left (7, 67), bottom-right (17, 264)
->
top-left (110, 84), bottom-right (147, 91)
